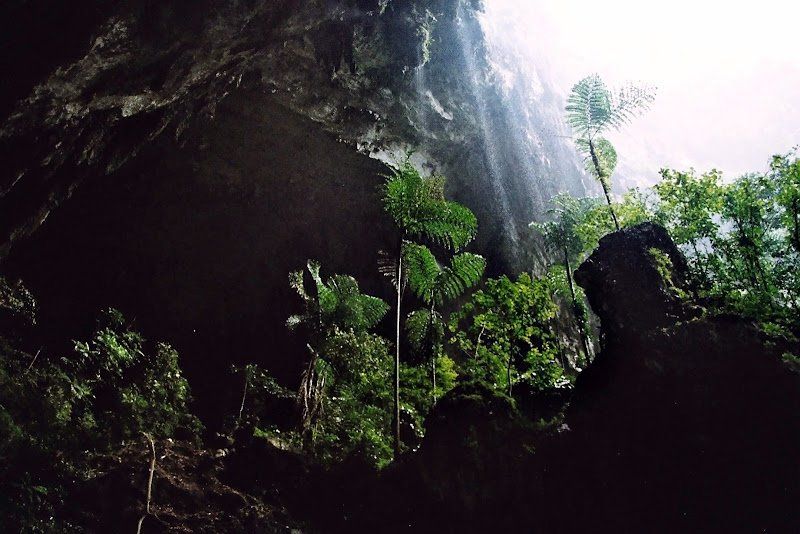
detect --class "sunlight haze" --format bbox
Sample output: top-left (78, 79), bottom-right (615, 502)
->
top-left (485, 0), bottom-right (800, 186)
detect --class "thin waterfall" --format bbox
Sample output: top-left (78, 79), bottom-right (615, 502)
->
top-left (454, 2), bottom-right (519, 244)
top-left (476, 1), bottom-right (590, 213)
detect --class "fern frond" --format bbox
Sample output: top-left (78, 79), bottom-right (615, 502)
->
top-left (576, 137), bottom-right (617, 180)
top-left (378, 249), bottom-right (401, 289)
top-left (384, 162), bottom-right (479, 250)
top-left (566, 74), bottom-right (613, 138)
top-left (356, 294), bottom-right (390, 330)
top-left (406, 308), bottom-right (444, 354)
top-left (434, 252), bottom-right (486, 306)
top-left (415, 201), bottom-right (479, 251)
top-left (406, 309), bottom-right (433, 351)
top-left (328, 274), bottom-right (389, 330)
top-left (566, 75), bottom-right (654, 139)
top-left (608, 83), bottom-right (656, 130)
top-left (403, 243), bottom-right (441, 302)
top-left (288, 269), bottom-right (308, 301)
top-left (307, 260), bottom-right (337, 316)
top-left (289, 262), bottom-right (388, 334)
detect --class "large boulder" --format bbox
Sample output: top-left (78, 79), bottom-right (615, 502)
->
top-left (560, 222), bottom-right (800, 532)
top-left (574, 221), bottom-right (693, 335)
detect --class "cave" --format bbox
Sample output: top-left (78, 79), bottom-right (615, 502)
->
top-left (3, 90), bottom-right (395, 420)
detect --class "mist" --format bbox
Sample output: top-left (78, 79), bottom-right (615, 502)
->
top-left (482, 0), bottom-right (800, 187)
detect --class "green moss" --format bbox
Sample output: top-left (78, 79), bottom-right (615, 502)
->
top-left (649, 247), bottom-right (689, 300)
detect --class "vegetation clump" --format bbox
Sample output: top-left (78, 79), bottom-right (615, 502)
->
top-left (0, 282), bottom-right (200, 532)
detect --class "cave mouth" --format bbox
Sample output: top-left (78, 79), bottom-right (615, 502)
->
top-left (2, 90), bottom-right (395, 425)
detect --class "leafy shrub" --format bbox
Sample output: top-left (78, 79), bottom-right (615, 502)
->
top-left (0, 296), bottom-right (200, 531)
top-left (450, 274), bottom-right (566, 395)
top-left (0, 276), bottom-right (37, 328)
top-left (69, 308), bottom-right (201, 444)
top-left (312, 329), bottom-right (394, 466)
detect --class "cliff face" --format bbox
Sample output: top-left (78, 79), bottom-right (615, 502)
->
top-left (0, 0), bottom-right (585, 414)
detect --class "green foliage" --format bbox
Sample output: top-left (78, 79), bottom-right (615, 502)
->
top-left (406, 308), bottom-right (444, 355)
top-left (772, 152), bottom-right (800, 253)
top-left (403, 243), bottom-right (486, 307)
top-left (69, 309), bottom-right (201, 443)
top-left (382, 158), bottom-right (484, 455)
top-left (532, 193), bottom-right (596, 263)
top-left (654, 168), bottom-right (723, 287)
top-left (566, 74), bottom-right (655, 227)
top-left (576, 137), bottom-right (618, 184)
top-left (450, 274), bottom-right (565, 395)
top-left (383, 160), bottom-right (478, 251)
top-left (399, 355), bottom-right (457, 439)
top-left (573, 189), bottom-right (653, 252)
top-left (783, 352), bottom-right (800, 374)
top-left (648, 248), bottom-right (689, 300)
top-left (0, 277), bottom-right (37, 327)
top-left (1, 306), bottom-right (199, 456)
top-left (545, 265), bottom-right (590, 331)
top-left (231, 362), bottom-right (295, 435)
top-left (566, 74), bottom-right (655, 140)
top-left (651, 152), bottom-right (800, 329)
top-left (288, 260), bottom-right (389, 333)
top-left (310, 329), bottom-right (395, 467)
top-left (287, 261), bottom-right (395, 466)
top-left (0, 295), bottom-right (199, 531)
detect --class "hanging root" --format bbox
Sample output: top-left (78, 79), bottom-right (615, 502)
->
top-left (299, 346), bottom-right (326, 446)
top-left (135, 432), bottom-right (157, 534)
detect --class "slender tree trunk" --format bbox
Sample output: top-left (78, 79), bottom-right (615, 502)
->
top-left (601, 181), bottom-right (620, 231)
top-left (792, 199), bottom-right (800, 253)
top-left (588, 139), bottom-right (620, 231)
top-left (300, 352), bottom-right (319, 451)
top-left (393, 241), bottom-right (403, 458)
top-left (432, 357), bottom-right (437, 405)
top-left (507, 354), bottom-right (513, 397)
top-left (237, 370), bottom-right (248, 427)
top-left (428, 301), bottom-right (438, 406)
top-left (564, 249), bottom-right (592, 365)
top-left (136, 433), bottom-right (157, 534)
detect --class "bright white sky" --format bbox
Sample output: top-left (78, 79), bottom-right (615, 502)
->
top-left (485, 0), bottom-right (800, 186)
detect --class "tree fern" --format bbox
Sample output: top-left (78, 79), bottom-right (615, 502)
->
top-left (566, 74), bottom-right (654, 138)
top-left (383, 161), bottom-right (478, 252)
top-left (566, 74), bottom-right (654, 230)
top-left (381, 159), bottom-right (484, 451)
top-left (288, 261), bottom-right (389, 449)
top-left (576, 138), bottom-right (617, 183)
top-left (402, 243), bottom-right (440, 300)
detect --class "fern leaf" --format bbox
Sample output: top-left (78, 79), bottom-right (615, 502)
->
top-left (406, 308), bottom-right (444, 355)
top-left (288, 269), bottom-right (308, 301)
top-left (378, 249), bottom-right (401, 289)
top-left (307, 261), bottom-right (337, 316)
top-left (434, 252), bottom-right (485, 305)
top-left (403, 243), bottom-right (441, 303)
top-left (566, 74), bottom-right (655, 139)
top-left (357, 294), bottom-right (390, 330)
top-left (576, 137), bottom-right (617, 180)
